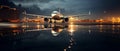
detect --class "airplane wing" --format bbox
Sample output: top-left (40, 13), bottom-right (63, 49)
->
top-left (63, 11), bottom-right (91, 17)
top-left (23, 11), bottom-right (91, 18)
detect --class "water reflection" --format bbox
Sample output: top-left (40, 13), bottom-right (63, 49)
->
top-left (99, 25), bottom-right (103, 32)
top-left (0, 23), bottom-right (120, 38)
top-left (0, 23), bottom-right (120, 51)
top-left (64, 24), bottom-right (76, 51)
top-left (0, 26), bottom-right (22, 37)
top-left (51, 24), bottom-right (67, 36)
top-left (1, 23), bottom-right (120, 35)
top-left (112, 25), bottom-right (115, 33)
top-left (68, 25), bottom-right (75, 36)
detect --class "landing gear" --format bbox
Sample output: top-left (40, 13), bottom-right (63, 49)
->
top-left (49, 18), bottom-right (52, 23)
top-left (50, 21), bottom-right (52, 23)
top-left (62, 20), bottom-right (65, 23)
top-left (44, 18), bottom-right (69, 23)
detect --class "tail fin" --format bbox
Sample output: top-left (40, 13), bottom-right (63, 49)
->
top-left (88, 11), bottom-right (91, 15)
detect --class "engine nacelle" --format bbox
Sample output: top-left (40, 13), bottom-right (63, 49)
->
top-left (64, 18), bottom-right (69, 22)
top-left (44, 18), bottom-right (49, 22)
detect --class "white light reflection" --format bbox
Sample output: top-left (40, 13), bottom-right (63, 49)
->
top-left (68, 25), bottom-right (75, 36)
top-left (88, 26), bottom-right (91, 34)
top-left (36, 24), bottom-right (40, 30)
top-left (112, 25), bottom-right (115, 33)
top-left (51, 30), bottom-right (59, 36)
top-left (51, 26), bottom-right (63, 36)
top-left (10, 24), bottom-right (18, 28)
top-left (99, 25), bottom-right (103, 32)
top-left (65, 24), bottom-right (77, 51)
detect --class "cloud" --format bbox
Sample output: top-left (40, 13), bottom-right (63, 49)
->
top-left (10, 0), bottom-right (120, 15)
top-left (11, 0), bottom-right (52, 3)
top-left (11, 0), bottom-right (101, 14)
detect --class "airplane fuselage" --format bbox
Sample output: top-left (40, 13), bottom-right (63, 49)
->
top-left (44, 11), bottom-right (69, 23)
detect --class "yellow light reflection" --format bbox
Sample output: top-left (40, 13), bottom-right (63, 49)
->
top-left (68, 25), bottom-right (76, 36)
top-left (100, 19), bottom-right (103, 23)
top-left (99, 25), bottom-right (103, 32)
top-left (100, 19), bottom-right (103, 21)
top-left (36, 25), bottom-right (40, 29)
top-left (69, 17), bottom-right (75, 22)
top-left (111, 17), bottom-right (120, 23)
top-left (112, 17), bottom-right (115, 23)
top-left (12, 30), bottom-right (19, 33)
top-left (22, 25), bottom-right (29, 28)
top-left (118, 17), bottom-right (120, 23)
top-left (112, 25), bottom-right (115, 33)
top-left (68, 25), bottom-right (75, 32)
top-left (10, 24), bottom-right (18, 28)
top-left (69, 22), bottom-right (74, 25)
top-left (36, 22), bottom-right (40, 24)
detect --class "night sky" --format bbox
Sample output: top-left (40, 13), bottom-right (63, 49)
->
top-left (11, 0), bottom-right (120, 15)
top-left (11, 0), bottom-right (102, 14)
top-left (1, 0), bottom-right (120, 18)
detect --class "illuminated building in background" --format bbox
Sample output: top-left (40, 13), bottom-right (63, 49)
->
top-left (112, 17), bottom-right (116, 23)
top-left (69, 16), bottom-right (75, 22)
top-left (117, 17), bottom-right (120, 23)
top-left (0, 5), bottom-right (20, 22)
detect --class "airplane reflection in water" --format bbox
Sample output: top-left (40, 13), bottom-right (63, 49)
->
top-left (23, 23), bottom-right (77, 51)
top-left (24, 23), bottom-right (73, 36)
top-left (64, 24), bottom-right (77, 51)
top-left (1, 23), bottom-right (120, 51)
top-left (0, 23), bottom-right (76, 36)
top-left (0, 22), bottom-right (120, 37)
top-left (0, 23), bottom-right (22, 36)
top-left (0, 23), bottom-right (78, 51)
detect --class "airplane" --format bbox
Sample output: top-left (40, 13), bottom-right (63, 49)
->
top-left (44, 10), bottom-right (69, 23)
top-left (23, 9), bottom-right (91, 23)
